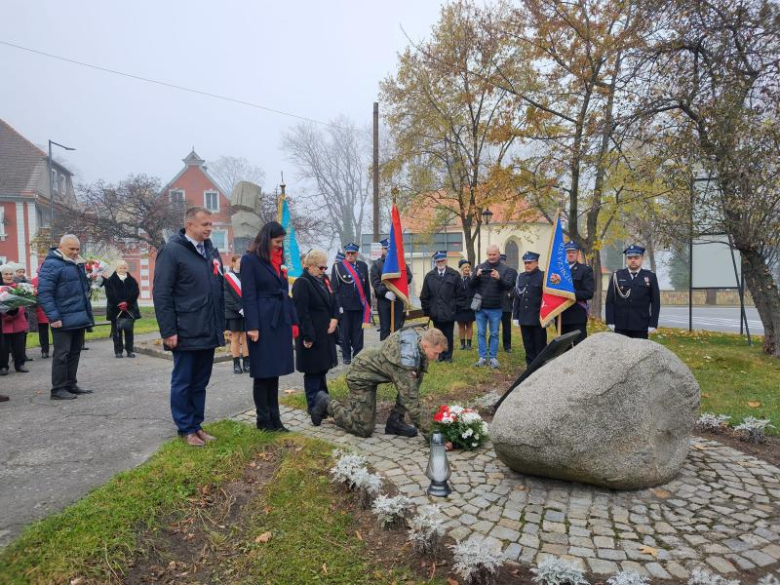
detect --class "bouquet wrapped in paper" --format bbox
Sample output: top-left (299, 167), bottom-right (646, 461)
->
top-left (432, 404), bottom-right (489, 450)
top-left (0, 282), bottom-right (37, 313)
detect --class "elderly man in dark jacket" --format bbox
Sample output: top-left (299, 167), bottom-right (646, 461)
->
top-left (154, 207), bottom-right (225, 447)
top-left (37, 235), bottom-right (95, 400)
top-left (420, 251), bottom-right (461, 362)
top-left (470, 245), bottom-right (514, 369)
top-left (512, 251), bottom-right (547, 365)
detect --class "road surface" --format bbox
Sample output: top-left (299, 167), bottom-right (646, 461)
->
top-left (658, 306), bottom-right (763, 335)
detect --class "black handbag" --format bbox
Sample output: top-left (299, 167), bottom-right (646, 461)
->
top-left (116, 310), bottom-right (135, 333)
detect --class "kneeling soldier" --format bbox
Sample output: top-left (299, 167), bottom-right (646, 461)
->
top-left (310, 327), bottom-right (448, 438)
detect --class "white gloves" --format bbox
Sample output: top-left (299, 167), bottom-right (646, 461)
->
top-left (608, 324), bottom-right (615, 331)
top-left (512, 319), bottom-right (519, 327)
top-left (239, 308), bottom-right (244, 316)
top-left (648, 327), bottom-right (657, 334)
top-left (386, 291), bottom-right (396, 301)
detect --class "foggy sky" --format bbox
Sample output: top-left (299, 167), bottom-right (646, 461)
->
top-left (0, 0), bottom-right (444, 192)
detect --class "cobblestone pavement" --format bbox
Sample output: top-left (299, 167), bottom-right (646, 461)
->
top-left (233, 407), bottom-right (780, 579)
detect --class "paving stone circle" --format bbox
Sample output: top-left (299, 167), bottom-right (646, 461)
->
top-left (233, 406), bottom-right (780, 580)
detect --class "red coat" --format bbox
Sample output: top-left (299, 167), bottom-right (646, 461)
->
top-left (31, 276), bottom-right (49, 324)
top-left (1, 307), bottom-right (28, 334)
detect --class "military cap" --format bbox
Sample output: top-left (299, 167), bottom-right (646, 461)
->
top-left (458, 258), bottom-right (471, 267)
top-left (344, 242), bottom-right (360, 253)
top-left (335, 251), bottom-right (345, 262)
top-left (379, 238), bottom-right (390, 248)
top-left (623, 245), bottom-right (645, 257)
top-left (522, 251), bottom-right (540, 262)
top-left (564, 241), bottom-right (580, 251)
top-left (433, 250), bottom-right (447, 261)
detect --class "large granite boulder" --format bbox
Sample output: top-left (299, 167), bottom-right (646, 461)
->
top-left (491, 333), bottom-right (700, 490)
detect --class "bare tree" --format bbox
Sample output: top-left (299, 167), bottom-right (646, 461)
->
top-left (282, 116), bottom-right (371, 249)
top-left (208, 155), bottom-right (266, 196)
top-left (57, 174), bottom-right (183, 251)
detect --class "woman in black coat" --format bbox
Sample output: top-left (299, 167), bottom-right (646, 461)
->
top-left (102, 260), bottom-right (141, 358)
top-left (242, 222), bottom-right (298, 432)
top-left (292, 249), bottom-right (339, 413)
top-left (224, 255), bottom-right (248, 375)
top-left (455, 259), bottom-right (476, 350)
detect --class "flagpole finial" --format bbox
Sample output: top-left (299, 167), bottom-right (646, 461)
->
top-left (280, 172), bottom-right (286, 196)
top-left (391, 186), bottom-right (399, 206)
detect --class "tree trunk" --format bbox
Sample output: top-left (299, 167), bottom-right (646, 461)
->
top-left (740, 247), bottom-right (780, 356)
top-left (589, 250), bottom-right (603, 320)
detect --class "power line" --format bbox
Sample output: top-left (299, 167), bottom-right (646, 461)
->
top-left (0, 39), bottom-right (360, 132)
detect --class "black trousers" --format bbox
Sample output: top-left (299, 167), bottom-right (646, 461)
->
top-left (38, 323), bottom-right (50, 353)
top-left (303, 371), bottom-right (329, 413)
top-left (51, 328), bottom-right (85, 393)
top-left (378, 299), bottom-right (405, 341)
top-left (111, 320), bottom-right (135, 354)
top-left (0, 332), bottom-right (26, 370)
top-left (520, 325), bottom-right (547, 366)
top-left (561, 322), bottom-right (588, 346)
top-left (432, 319), bottom-right (455, 360)
top-left (253, 376), bottom-right (281, 430)
top-left (501, 311), bottom-right (513, 349)
top-left (339, 310), bottom-right (364, 363)
top-left (615, 328), bottom-right (649, 339)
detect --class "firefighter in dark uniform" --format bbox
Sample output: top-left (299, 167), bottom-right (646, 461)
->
top-left (512, 251), bottom-right (547, 365)
top-left (605, 245), bottom-right (661, 339)
top-left (331, 243), bottom-right (371, 364)
top-left (560, 241), bottom-right (595, 345)
top-left (500, 253), bottom-right (518, 353)
top-left (420, 251), bottom-right (461, 362)
top-left (370, 238), bottom-right (412, 340)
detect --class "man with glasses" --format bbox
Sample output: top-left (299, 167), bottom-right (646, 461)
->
top-left (512, 251), bottom-right (547, 366)
top-left (470, 245), bottom-right (514, 369)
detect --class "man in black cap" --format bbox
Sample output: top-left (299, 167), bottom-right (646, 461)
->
top-left (331, 243), bottom-right (371, 364)
top-left (420, 251), bottom-right (461, 362)
top-left (499, 253), bottom-right (518, 353)
top-left (370, 238), bottom-right (412, 340)
top-left (605, 245), bottom-right (661, 339)
top-left (560, 242), bottom-right (595, 345)
top-left (512, 251), bottom-right (547, 365)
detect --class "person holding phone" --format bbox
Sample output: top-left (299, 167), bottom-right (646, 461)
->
top-left (469, 245), bottom-right (514, 369)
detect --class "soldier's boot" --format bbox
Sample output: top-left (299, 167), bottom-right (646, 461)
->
top-left (310, 391), bottom-right (331, 427)
top-left (384, 412), bottom-right (418, 438)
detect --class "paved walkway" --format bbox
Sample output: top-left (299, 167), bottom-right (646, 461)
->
top-left (233, 406), bottom-right (780, 580)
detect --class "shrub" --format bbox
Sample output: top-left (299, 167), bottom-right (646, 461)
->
top-left (351, 467), bottom-right (383, 509)
top-left (531, 556), bottom-right (589, 585)
top-left (687, 567), bottom-right (740, 585)
top-left (329, 451), bottom-right (368, 486)
top-left (371, 494), bottom-right (413, 529)
top-left (757, 575), bottom-right (780, 585)
top-left (450, 539), bottom-right (505, 585)
top-left (408, 505), bottom-right (446, 557)
top-left (695, 413), bottom-right (731, 433)
top-left (607, 572), bottom-right (650, 585)
top-left (734, 417), bottom-right (775, 444)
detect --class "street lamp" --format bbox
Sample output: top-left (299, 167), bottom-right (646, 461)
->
top-left (477, 208), bottom-right (494, 258)
top-left (48, 140), bottom-right (76, 236)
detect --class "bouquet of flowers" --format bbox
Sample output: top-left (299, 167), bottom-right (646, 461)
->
top-left (0, 282), bottom-right (37, 313)
top-left (85, 259), bottom-right (107, 300)
top-left (432, 404), bottom-right (489, 450)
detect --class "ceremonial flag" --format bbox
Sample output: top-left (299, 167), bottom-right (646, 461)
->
top-left (540, 211), bottom-right (576, 327)
top-left (278, 195), bottom-right (303, 281)
top-left (381, 204), bottom-right (410, 305)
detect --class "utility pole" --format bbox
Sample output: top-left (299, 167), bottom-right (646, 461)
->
top-left (373, 102), bottom-right (380, 241)
top-left (47, 139), bottom-right (76, 241)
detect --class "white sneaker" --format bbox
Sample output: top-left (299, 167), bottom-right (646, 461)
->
top-left (490, 358), bottom-right (500, 369)
top-left (474, 358), bottom-right (487, 367)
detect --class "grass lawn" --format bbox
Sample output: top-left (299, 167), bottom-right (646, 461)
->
top-left (0, 423), bottom-right (437, 585)
top-left (26, 307), bottom-right (159, 349)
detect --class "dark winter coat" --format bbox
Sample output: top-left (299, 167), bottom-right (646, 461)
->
top-left (331, 259), bottom-right (371, 312)
top-left (241, 252), bottom-right (298, 378)
top-left (102, 272), bottom-right (141, 321)
top-left (605, 268), bottom-right (661, 331)
top-left (370, 256), bottom-right (412, 307)
top-left (561, 262), bottom-right (595, 325)
top-left (469, 261), bottom-right (514, 310)
top-left (37, 248), bottom-right (94, 330)
top-left (513, 268), bottom-right (545, 326)
top-left (153, 230), bottom-right (225, 351)
top-left (223, 270), bottom-right (243, 320)
top-left (292, 270), bottom-right (338, 374)
top-left (420, 266), bottom-right (461, 323)
top-left (501, 266), bottom-right (518, 313)
top-left (455, 274), bottom-right (476, 312)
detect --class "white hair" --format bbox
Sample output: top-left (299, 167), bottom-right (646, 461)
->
top-left (0, 264), bottom-right (15, 274)
top-left (59, 234), bottom-right (80, 246)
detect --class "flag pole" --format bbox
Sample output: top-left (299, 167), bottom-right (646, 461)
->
top-left (390, 187), bottom-right (397, 334)
top-left (277, 173), bottom-right (285, 222)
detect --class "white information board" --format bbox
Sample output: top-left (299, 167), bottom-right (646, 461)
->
top-left (692, 235), bottom-right (741, 288)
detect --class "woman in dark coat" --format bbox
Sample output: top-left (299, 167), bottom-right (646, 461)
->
top-left (454, 259), bottom-right (476, 350)
top-left (292, 249), bottom-right (339, 414)
top-left (102, 260), bottom-right (141, 358)
top-left (224, 255), bottom-right (248, 375)
top-left (242, 222), bottom-right (298, 432)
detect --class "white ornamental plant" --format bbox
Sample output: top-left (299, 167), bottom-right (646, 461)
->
top-left (450, 539), bottom-right (505, 585)
top-left (758, 575), bottom-right (780, 585)
top-left (408, 504), bottom-right (446, 557)
top-left (687, 567), bottom-right (740, 585)
top-left (696, 413), bottom-right (731, 433)
top-left (531, 556), bottom-right (589, 585)
top-left (351, 467), bottom-right (383, 508)
top-left (329, 451), bottom-right (368, 487)
top-left (371, 494), bottom-right (413, 529)
top-left (607, 572), bottom-right (650, 585)
top-left (734, 417), bottom-right (775, 444)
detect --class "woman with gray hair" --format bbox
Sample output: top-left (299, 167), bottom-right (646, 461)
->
top-left (292, 249), bottom-right (339, 414)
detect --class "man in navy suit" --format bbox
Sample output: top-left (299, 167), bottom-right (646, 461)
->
top-left (605, 245), bottom-right (661, 339)
top-left (560, 241), bottom-right (595, 345)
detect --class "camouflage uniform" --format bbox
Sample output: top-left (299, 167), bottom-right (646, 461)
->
top-left (327, 329), bottom-right (429, 438)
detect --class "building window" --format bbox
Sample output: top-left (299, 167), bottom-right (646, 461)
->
top-left (169, 189), bottom-right (185, 204)
top-left (505, 240), bottom-right (519, 271)
top-left (204, 191), bottom-right (219, 212)
top-left (51, 170), bottom-right (58, 193)
top-left (59, 175), bottom-right (66, 195)
top-left (211, 230), bottom-right (227, 251)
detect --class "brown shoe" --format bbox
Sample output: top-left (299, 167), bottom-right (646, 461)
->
top-left (184, 433), bottom-right (205, 447)
top-left (196, 429), bottom-right (216, 442)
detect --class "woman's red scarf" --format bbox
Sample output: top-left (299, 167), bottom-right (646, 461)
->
top-left (270, 248), bottom-right (283, 276)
